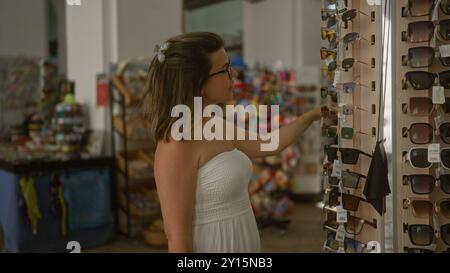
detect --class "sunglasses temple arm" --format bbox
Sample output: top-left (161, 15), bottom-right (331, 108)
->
top-left (359, 10), bottom-right (371, 18)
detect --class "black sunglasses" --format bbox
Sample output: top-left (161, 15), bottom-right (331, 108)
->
top-left (325, 146), bottom-right (373, 165)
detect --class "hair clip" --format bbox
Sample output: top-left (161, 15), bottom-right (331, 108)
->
top-left (154, 42), bottom-right (170, 63)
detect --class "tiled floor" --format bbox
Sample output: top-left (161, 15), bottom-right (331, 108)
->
top-left (84, 202), bottom-right (325, 253)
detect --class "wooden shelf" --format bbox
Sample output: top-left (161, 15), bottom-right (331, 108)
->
top-left (111, 75), bottom-right (141, 107)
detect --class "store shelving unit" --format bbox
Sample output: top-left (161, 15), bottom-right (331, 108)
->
top-left (320, 0), bottom-right (386, 252)
top-left (393, 0), bottom-right (450, 253)
top-left (109, 73), bottom-right (160, 239)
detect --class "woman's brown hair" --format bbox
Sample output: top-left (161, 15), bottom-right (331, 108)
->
top-left (141, 32), bottom-right (224, 142)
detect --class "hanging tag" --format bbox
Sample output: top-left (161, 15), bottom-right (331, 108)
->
top-left (333, 71), bottom-right (341, 87)
top-left (324, 175), bottom-right (330, 188)
top-left (336, 205), bottom-right (348, 224)
top-left (337, 0), bottom-right (347, 13)
top-left (367, 241), bottom-right (381, 253)
top-left (440, 45), bottom-right (450, 58)
top-left (323, 190), bottom-right (330, 206)
top-left (337, 247), bottom-right (346, 253)
top-left (435, 114), bottom-right (446, 129)
top-left (432, 0), bottom-right (443, 21)
top-left (335, 224), bottom-right (346, 243)
top-left (429, 144), bottom-right (441, 163)
top-left (433, 86), bottom-right (446, 105)
top-left (331, 160), bottom-right (343, 178)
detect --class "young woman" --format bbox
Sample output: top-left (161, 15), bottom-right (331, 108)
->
top-left (142, 32), bottom-right (323, 253)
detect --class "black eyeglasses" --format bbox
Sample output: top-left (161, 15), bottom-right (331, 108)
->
top-left (208, 64), bottom-right (233, 80)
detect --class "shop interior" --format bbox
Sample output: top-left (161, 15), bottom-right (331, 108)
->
top-left (0, 0), bottom-right (449, 254)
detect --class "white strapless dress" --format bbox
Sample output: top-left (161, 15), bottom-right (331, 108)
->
top-left (192, 149), bottom-right (261, 253)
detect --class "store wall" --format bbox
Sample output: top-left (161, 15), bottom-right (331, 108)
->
top-left (117, 0), bottom-right (183, 60)
top-left (0, 0), bottom-right (47, 58)
top-left (243, 0), bottom-right (322, 85)
top-left (66, 0), bottom-right (183, 134)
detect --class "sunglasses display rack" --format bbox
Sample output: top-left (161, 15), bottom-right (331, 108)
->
top-left (320, 0), bottom-right (384, 253)
top-left (394, 0), bottom-right (450, 253)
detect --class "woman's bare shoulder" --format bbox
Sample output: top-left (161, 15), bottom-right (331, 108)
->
top-left (155, 140), bottom-right (200, 169)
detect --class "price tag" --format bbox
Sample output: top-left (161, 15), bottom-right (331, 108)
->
top-left (333, 71), bottom-right (341, 87)
top-left (433, 86), bottom-right (445, 105)
top-left (429, 144), bottom-right (441, 163)
top-left (331, 160), bottom-right (343, 178)
top-left (335, 224), bottom-right (346, 243)
top-left (440, 45), bottom-right (450, 58)
top-left (336, 205), bottom-right (348, 224)
top-left (337, 0), bottom-right (347, 13)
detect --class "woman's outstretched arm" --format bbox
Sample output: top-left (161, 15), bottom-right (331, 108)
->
top-left (232, 107), bottom-right (323, 159)
top-left (154, 141), bottom-right (199, 253)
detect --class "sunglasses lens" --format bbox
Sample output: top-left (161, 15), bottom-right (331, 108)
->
top-left (441, 149), bottom-right (450, 169)
top-left (444, 98), bottom-right (450, 114)
top-left (342, 172), bottom-right (361, 189)
top-left (410, 123), bottom-right (433, 144)
top-left (345, 216), bottom-right (364, 235)
top-left (440, 19), bottom-right (450, 40)
top-left (342, 9), bottom-right (357, 23)
top-left (409, 0), bottom-right (435, 16)
top-left (341, 149), bottom-right (360, 165)
top-left (411, 200), bottom-right (433, 218)
top-left (406, 248), bottom-right (435, 253)
top-left (408, 21), bottom-right (435, 43)
top-left (410, 175), bottom-right (435, 194)
top-left (342, 58), bottom-right (355, 69)
top-left (326, 211), bottom-right (339, 229)
top-left (344, 32), bottom-right (359, 45)
top-left (329, 188), bottom-right (339, 207)
top-left (406, 71), bottom-right (435, 90)
top-left (440, 200), bottom-right (450, 219)
top-left (439, 71), bottom-right (450, 89)
top-left (410, 148), bottom-right (431, 169)
top-left (410, 97), bottom-right (433, 116)
top-left (344, 238), bottom-right (365, 253)
top-left (341, 127), bottom-right (354, 140)
top-left (323, 127), bottom-right (338, 138)
top-left (328, 61), bottom-right (337, 71)
top-left (441, 175), bottom-right (450, 194)
top-left (343, 82), bottom-right (356, 93)
top-left (441, 224), bottom-right (450, 246)
top-left (326, 232), bottom-right (340, 250)
top-left (342, 194), bottom-right (361, 212)
top-left (408, 47), bottom-right (435, 68)
top-left (439, 123), bottom-right (450, 144)
top-left (441, 0), bottom-right (450, 15)
top-left (409, 225), bottom-right (434, 246)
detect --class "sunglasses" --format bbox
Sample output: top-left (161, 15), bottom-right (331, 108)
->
top-left (329, 170), bottom-right (367, 189)
top-left (403, 20), bottom-right (450, 43)
top-left (441, 0), bottom-right (450, 15)
top-left (404, 147), bottom-right (450, 169)
top-left (323, 126), bottom-right (371, 141)
top-left (402, 0), bottom-right (436, 17)
top-left (329, 191), bottom-right (370, 212)
top-left (406, 224), bottom-right (450, 246)
top-left (321, 86), bottom-right (338, 102)
top-left (321, 47), bottom-right (337, 60)
top-left (328, 58), bottom-right (373, 72)
top-left (325, 232), bottom-right (368, 253)
top-left (404, 174), bottom-right (450, 194)
top-left (404, 70), bottom-right (450, 90)
top-left (322, 27), bottom-right (337, 42)
top-left (402, 46), bottom-right (450, 68)
top-left (325, 146), bottom-right (373, 165)
top-left (404, 198), bottom-right (450, 219)
top-left (336, 81), bottom-right (372, 94)
top-left (342, 32), bottom-right (374, 50)
top-left (403, 123), bottom-right (450, 144)
top-left (325, 211), bottom-right (377, 235)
